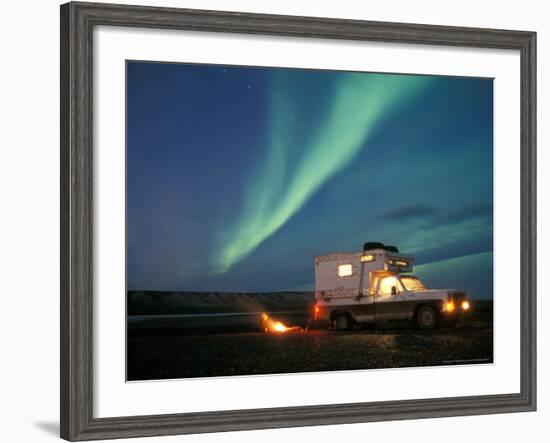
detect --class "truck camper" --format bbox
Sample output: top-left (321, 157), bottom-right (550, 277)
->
top-left (313, 242), bottom-right (470, 330)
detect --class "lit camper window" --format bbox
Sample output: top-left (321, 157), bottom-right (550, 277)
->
top-left (338, 264), bottom-right (353, 277)
top-left (361, 254), bottom-right (375, 263)
top-left (388, 259), bottom-right (409, 267)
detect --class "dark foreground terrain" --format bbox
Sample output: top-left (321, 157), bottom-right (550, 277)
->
top-left (128, 326), bottom-right (493, 380)
top-left (127, 292), bottom-right (493, 381)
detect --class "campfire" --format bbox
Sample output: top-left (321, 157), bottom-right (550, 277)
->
top-left (261, 313), bottom-right (303, 333)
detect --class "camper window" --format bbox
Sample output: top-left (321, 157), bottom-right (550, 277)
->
top-left (337, 264), bottom-right (353, 277)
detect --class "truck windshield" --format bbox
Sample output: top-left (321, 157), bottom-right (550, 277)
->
top-left (400, 276), bottom-right (428, 291)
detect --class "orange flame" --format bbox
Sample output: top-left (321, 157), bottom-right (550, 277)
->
top-left (261, 313), bottom-right (302, 333)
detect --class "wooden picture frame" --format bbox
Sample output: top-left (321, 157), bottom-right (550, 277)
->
top-left (60, 1), bottom-right (536, 440)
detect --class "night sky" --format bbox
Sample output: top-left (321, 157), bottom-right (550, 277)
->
top-left (127, 62), bottom-right (493, 299)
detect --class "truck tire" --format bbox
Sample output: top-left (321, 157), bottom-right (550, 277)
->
top-left (416, 306), bottom-right (438, 330)
top-left (334, 313), bottom-right (353, 331)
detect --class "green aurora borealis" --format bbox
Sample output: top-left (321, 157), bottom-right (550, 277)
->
top-left (127, 62), bottom-right (493, 299)
top-left (216, 72), bottom-right (430, 273)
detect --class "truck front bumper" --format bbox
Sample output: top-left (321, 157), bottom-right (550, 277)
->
top-left (441, 298), bottom-right (471, 316)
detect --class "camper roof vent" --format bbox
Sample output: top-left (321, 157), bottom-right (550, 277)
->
top-left (363, 242), bottom-right (399, 253)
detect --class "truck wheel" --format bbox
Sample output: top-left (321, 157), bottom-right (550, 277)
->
top-left (417, 306), bottom-right (437, 330)
top-left (334, 313), bottom-right (352, 331)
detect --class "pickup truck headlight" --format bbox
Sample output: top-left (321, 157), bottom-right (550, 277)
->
top-left (461, 300), bottom-right (470, 310)
top-left (444, 301), bottom-right (455, 312)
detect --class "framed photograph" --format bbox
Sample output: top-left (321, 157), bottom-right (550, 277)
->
top-left (60, 1), bottom-right (536, 440)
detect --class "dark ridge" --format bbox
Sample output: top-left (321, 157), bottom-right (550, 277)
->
top-left (127, 290), bottom-right (314, 316)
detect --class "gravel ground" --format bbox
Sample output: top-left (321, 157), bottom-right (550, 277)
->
top-left (127, 324), bottom-right (493, 381)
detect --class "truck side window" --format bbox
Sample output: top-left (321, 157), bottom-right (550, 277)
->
top-left (379, 276), bottom-right (398, 295)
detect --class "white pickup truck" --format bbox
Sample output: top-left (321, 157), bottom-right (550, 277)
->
top-left (313, 242), bottom-right (470, 330)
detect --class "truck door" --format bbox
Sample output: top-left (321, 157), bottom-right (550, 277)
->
top-left (348, 288), bottom-right (375, 323)
top-left (374, 275), bottom-right (408, 320)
